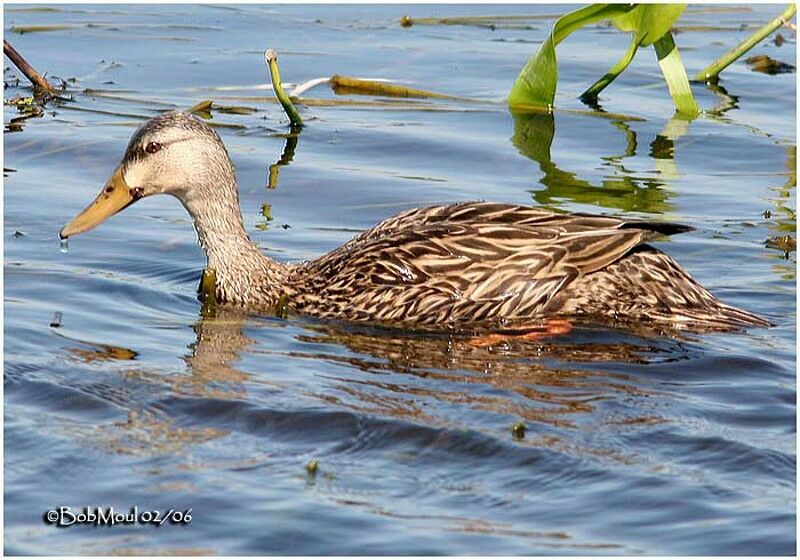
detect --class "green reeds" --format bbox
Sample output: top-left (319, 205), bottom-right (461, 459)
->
top-left (264, 49), bottom-right (303, 128)
top-left (694, 4), bottom-right (796, 82)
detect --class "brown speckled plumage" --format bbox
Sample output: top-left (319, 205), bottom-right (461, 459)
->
top-left (62, 112), bottom-right (772, 334)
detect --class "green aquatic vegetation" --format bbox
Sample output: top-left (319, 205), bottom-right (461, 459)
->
top-left (400, 14), bottom-right (559, 29)
top-left (188, 99), bottom-right (259, 116)
top-left (274, 294), bottom-right (290, 319)
top-left (214, 104), bottom-right (258, 115)
top-left (267, 133), bottom-right (299, 190)
top-left (264, 49), bottom-right (303, 128)
top-left (256, 202), bottom-right (274, 231)
top-left (10, 22), bottom-right (223, 34)
top-left (511, 110), bottom-right (674, 214)
top-left (10, 24), bottom-right (77, 34)
top-left (330, 75), bottom-right (460, 100)
top-left (652, 31), bottom-right (699, 117)
top-left (4, 95), bottom-right (36, 108)
top-left (509, 4), bottom-right (699, 116)
top-left (198, 268), bottom-right (217, 316)
top-left (177, 99), bottom-right (259, 119)
top-left (188, 99), bottom-right (213, 119)
top-left (694, 4), bottom-right (796, 82)
top-left (5, 100), bottom-right (44, 133)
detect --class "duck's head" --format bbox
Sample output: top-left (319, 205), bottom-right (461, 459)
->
top-left (60, 111), bottom-right (235, 239)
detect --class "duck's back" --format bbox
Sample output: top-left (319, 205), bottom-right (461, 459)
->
top-left (288, 202), bottom-right (769, 332)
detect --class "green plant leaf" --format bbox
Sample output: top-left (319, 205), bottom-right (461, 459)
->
top-left (654, 32), bottom-right (700, 117)
top-left (509, 3), bottom-right (698, 116)
top-left (508, 3), bottom-right (635, 109)
top-left (581, 4), bottom-right (686, 102)
top-left (611, 4), bottom-right (686, 47)
top-left (581, 35), bottom-right (639, 101)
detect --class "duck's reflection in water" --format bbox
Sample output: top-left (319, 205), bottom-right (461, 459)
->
top-left (278, 317), bottom-right (687, 432)
top-left (60, 305), bottom-right (691, 459)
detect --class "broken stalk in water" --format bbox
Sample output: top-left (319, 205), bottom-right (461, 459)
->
top-left (3, 39), bottom-right (58, 97)
top-left (264, 49), bottom-right (303, 128)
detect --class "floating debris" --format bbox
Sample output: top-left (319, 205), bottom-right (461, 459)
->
top-left (774, 33), bottom-right (786, 46)
top-left (745, 54), bottom-right (795, 74)
top-left (214, 104), bottom-right (257, 115)
top-left (399, 13), bottom-right (557, 28)
top-left (5, 95), bottom-right (35, 107)
top-left (49, 311), bottom-right (62, 328)
top-left (187, 100), bottom-right (257, 117)
top-left (10, 22), bottom-right (224, 34)
top-left (512, 421), bottom-right (526, 440)
top-left (306, 459), bottom-right (319, 475)
top-left (766, 235), bottom-right (796, 254)
top-left (188, 99), bottom-right (212, 118)
top-left (330, 75), bottom-right (461, 100)
top-left (69, 343), bottom-right (139, 362)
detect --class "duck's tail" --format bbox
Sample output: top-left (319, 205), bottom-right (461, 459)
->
top-left (665, 301), bottom-right (773, 332)
top-left (564, 245), bottom-right (773, 333)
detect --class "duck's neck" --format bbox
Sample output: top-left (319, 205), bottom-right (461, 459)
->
top-left (180, 182), bottom-right (286, 306)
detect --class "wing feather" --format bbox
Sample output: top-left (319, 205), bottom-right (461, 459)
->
top-left (293, 201), bottom-right (690, 326)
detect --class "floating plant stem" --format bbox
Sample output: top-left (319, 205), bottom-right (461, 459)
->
top-left (400, 14), bottom-right (560, 28)
top-left (694, 4), bottom-right (797, 82)
top-left (330, 75), bottom-right (460, 100)
top-left (264, 49), bottom-right (303, 128)
top-left (3, 39), bottom-right (58, 96)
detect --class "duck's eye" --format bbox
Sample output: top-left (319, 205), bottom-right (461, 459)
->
top-left (145, 142), bottom-right (162, 154)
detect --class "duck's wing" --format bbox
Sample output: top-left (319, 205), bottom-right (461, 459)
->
top-left (340, 201), bottom-right (690, 251)
top-left (296, 208), bottom-right (692, 326)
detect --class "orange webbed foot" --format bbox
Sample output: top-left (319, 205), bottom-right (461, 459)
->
top-left (467, 319), bottom-right (573, 347)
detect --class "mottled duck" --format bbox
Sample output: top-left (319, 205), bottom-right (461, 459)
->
top-left (60, 112), bottom-right (771, 335)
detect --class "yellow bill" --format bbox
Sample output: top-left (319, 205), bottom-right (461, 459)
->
top-left (59, 169), bottom-right (137, 239)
